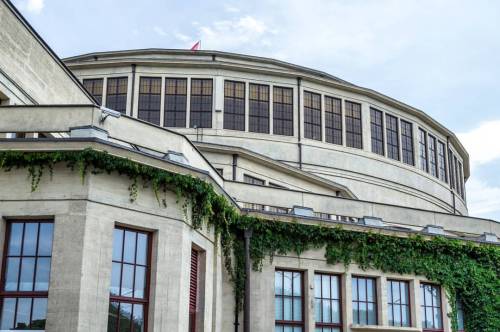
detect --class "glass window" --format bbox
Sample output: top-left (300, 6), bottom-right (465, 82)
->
top-left (325, 96), bottom-right (342, 145)
top-left (304, 91), bottom-right (322, 141)
top-left (189, 248), bottom-right (199, 332)
top-left (420, 283), bottom-right (443, 331)
top-left (419, 129), bottom-right (428, 172)
top-left (138, 77), bottom-right (161, 125)
top-left (0, 221), bottom-right (54, 330)
top-left (275, 270), bottom-right (303, 332)
top-left (345, 101), bottom-right (362, 149)
top-left (449, 150), bottom-right (456, 190)
top-left (83, 78), bottom-right (103, 105)
top-left (224, 81), bottom-right (246, 131)
top-left (456, 298), bottom-right (465, 332)
top-left (386, 114), bottom-right (399, 161)
top-left (273, 87), bottom-right (294, 136)
top-left (437, 141), bottom-right (448, 183)
top-left (164, 78), bottom-right (187, 127)
top-left (190, 79), bottom-right (213, 128)
top-left (106, 77), bottom-right (128, 114)
top-left (243, 174), bottom-right (265, 186)
top-left (370, 108), bottom-right (384, 156)
top-left (352, 276), bottom-right (377, 325)
top-left (387, 280), bottom-right (411, 327)
top-left (458, 161), bottom-right (465, 199)
top-left (453, 155), bottom-right (462, 197)
top-left (108, 228), bottom-right (150, 332)
top-left (401, 120), bottom-right (414, 166)
top-left (428, 135), bottom-right (438, 177)
top-left (249, 84), bottom-right (270, 133)
top-left (315, 274), bottom-right (341, 332)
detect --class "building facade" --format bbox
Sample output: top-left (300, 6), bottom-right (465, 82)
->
top-left (0, 0), bottom-right (498, 331)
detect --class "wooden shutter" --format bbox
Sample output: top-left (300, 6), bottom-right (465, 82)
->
top-left (189, 248), bottom-right (199, 332)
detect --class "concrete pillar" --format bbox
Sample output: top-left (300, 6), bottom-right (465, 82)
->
top-left (214, 76), bottom-right (224, 130)
top-left (361, 102), bottom-right (371, 152)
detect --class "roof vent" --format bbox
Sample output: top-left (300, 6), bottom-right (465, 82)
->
top-left (423, 225), bottom-right (445, 235)
top-left (480, 232), bottom-right (498, 243)
top-left (164, 150), bottom-right (189, 165)
top-left (292, 206), bottom-right (314, 218)
top-left (360, 216), bottom-right (384, 227)
top-left (70, 126), bottom-right (108, 140)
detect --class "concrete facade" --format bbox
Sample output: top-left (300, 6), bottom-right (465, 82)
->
top-left (0, 0), bottom-right (497, 331)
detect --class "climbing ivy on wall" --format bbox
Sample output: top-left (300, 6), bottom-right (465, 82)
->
top-left (0, 148), bottom-right (498, 331)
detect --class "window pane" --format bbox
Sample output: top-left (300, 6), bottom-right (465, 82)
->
top-left (402, 306), bottom-right (410, 327)
top-left (359, 278), bottom-right (366, 301)
top-left (314, 275), bottom-right (321, 298)
top-left (121, 264), bottom-right (134, 297)
top-left (132, 304), bottom-right (144, 332)
top-left (275, 271), bottom-right (283, 295)
top-left (283, 272), bottom-right (292, 296)
top-left (19, 257), bottom-right (35, 291)
top-left (293, 272), bottom-right (301, 296)
top-left (275, 297), bottom-right (283, 320)
top-left (134, 266), bottom-right (146, 299)
top-left (108, 302), bottom-right (119, 332)
top-left (353, 302), bottom-right (359, 324)
top-left (314, 298), bottom-right (321, 321)
top-left (4, 257), bottom-right (20, 291)
top-left (34, 257), bottom-right (51, 291)
top-left (31, 298), bottom-right (48, 329)
top-left (352, 278), bottom-right (358, 300)
top-left (332, 300), bottom-right (340, 323)
top-left (7, 223), bottom-right (23, 256)
top-left (0, 298), bottom-right (16, 329)
top-left (118, 302), bottom-right (132, 332)
top-left (367, 303), bottom-right (376, 325)
top-left (136, 233), bottom-right (148, 265)
top-left (293, 298), bottom-right (302, 321)
top-left (321, 275), bottom-right (330, 298)
top-left (112, 229), bottom-right (124, 261)
top-left (15, 297), bottom-right (32, 330)
top-left (367, 279), bottom-right (375, 302)
top-left (110, 262), bottom-right (121, 296)
top-left (37, 223), bottom-right (53, 256)
top-left (283, 297), bottom-right (292, 320)
top-left (393, 304), bottom-right (401, 326)
top-left (358, 302), bottom-right (367, 324)
top-left (322, 300), bottom-right (331, 322)
top-left (22, 223), bottom-right (38, 256)
top-left (123, 231), bottom-right (136, 264)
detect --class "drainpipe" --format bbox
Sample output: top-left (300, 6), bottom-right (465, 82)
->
top-left (129, 64), bottom-right (136, 116)
top-left (297, 77), bottom-right (303, 169)
top-left (232, 154), bottom-right (238, 181)
top-left (243, 229), bottom-right (253, 332)
top-left (234, 312), bottom-right (239, 332)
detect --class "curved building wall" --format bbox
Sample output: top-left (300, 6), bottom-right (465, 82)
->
top-left (65, 50), bottom-right (469, 215)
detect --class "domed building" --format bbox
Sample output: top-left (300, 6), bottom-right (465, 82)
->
top-left (0, 0), bottom-right (498, 332)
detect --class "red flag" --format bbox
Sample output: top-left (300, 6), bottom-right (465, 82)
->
top-left (190, 40), bottom-right (201, 51)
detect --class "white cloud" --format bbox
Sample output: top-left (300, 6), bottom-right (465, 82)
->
top-left (153, 26), bottom-right (167, 37)
top-left (224, 4), bottom-right (240, 13)
top-left (15, 0), bottom-right (44, 14)
top-left (174, 31), bottom-right (191, 42)
top-left (464, 177), bottom-right (500, 217)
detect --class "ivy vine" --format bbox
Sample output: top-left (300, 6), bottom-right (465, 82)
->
top-left (0, 148), bottom-right (498, 331)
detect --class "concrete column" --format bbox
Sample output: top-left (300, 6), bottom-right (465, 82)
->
top-left (344, 274), bottom-right (353, 330)
top-left (414, 280), bottom-right (422, 330)
top-left (160, 76), bottom-right (166, 127)
top-left (361, 102), bottom-right (371, 152)
top-left (132, 70), bottom-right (141, 118)
top-left (269, 84), bottom-right (274, 135)
top-left (413, 122), bottom-right (421, 169)
top-left (102, 77), bottom-right (108, 107)
top-left (214, 76), bottom-right (224, 130)
top-left (378, 276), bottom-right (388, 325)
top-left (186, 77), bottom-right (191, 128)
top-left (306, 269), bottom-right (315, 332)
top-left (321, 94), bottom-right (326, 142)
top-left (245, 81), bottom-right (249, 132)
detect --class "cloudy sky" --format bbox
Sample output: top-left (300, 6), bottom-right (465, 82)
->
top-left (12, 0), bottom-right (500, 220)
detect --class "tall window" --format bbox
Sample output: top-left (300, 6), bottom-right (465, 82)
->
top-left (325, 96), bottom-right (342, 145)
top-left (108, 228), bottom-right (150, 332)
top-left (275, 270), bottom-right (303, 332)
top-left (224, 81), bottom-right (245, 131)
top-left (420, 283), bottom-right (443, 331)
top-left (304, 91), bottom-right (322, 141)
top-left (164, 78), bottom-right (187, 127)
top-left (345, 101), bottom-right (362, 149)
top-left (190, 79), bottom-right (213, 128)
top-left (448, 150), bottom-right (456, 190)
top-left (273, 87), bottom-right (294, 136)
top-left (454, 155), bottom-right (461, 197)
top-left (401, 120), bottom-right (414, 165)
top-left (352, 276), bottom-right (377, 325)
top-left (249, 84), bottom-right (270, 133)
top-left (315, 274), bottom-right (341, 332)
top-left (456, 298), bottom-right (465, 332)
top-left (437, 141), bottom-right (447, 183)
top-left (428, 135), bottom-right (438, 178)
top-left (370, 108), bottom-right (384, 156)
top-left (106, 77), bottom-right (128, 114)
top-left (458, 161), bottom-right (465, 199)
top-left (387, 280), bottom-right (410, 327)
top-left (243, 174), bottom-right (265, 186)
top-left (385, 114), bottom-right (399, 161)
top-left (189, 248), bottom-right (199, 332)
top-left (138, 77), bottom-right (161, 125)
top-left (418, 129), bottom-right (428, 172)
top-left (83, 78), bottom-right (103, 105)
top-left (0, 221), bottom-right (54, 330)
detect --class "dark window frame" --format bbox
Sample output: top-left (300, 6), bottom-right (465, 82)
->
top-left (458, 161), bottom-right (465, 200)
top-left (106, 77), bottom-right (128, 114)
top-left (190, 78), bottom-right (213, 129)
top-left (0, 219), bottom-right (54, 330)
top-left (223, 80), bottom-right (246, 131)
top-left (419, 128), bottom-right (429, 172)
top-left (274, 269), bottom-right (304, 330)
top-left (108, 226), bottom-right (152, 332)
top-left (303, 91), bottom-right (322, 141)
top-left (249, 83), bottom-right (270, 134)
top-left (83, 78), bottom-right (103, 105)
top-left (386, 114), bottom-right (400, 161)
top-left (273, 86), bottom-right (294, 136)
top-left (164, 78), bottom-right (187, 128)
top-left (401, 120), bottom-right (415, 166)
top-left (314, 272), bottom-right (342, 331)
top-left (352, 276), bottom-right (378, 325)
top-left (138, 77), bottom-right (162, 126)
top-left (345, 101), bottom-right (363, 149)
top-left (428, 135), bottom-right (438, 178)
top-left (387, 279), bottom-right (411, 327)
top-left (370, 108), bottom-right (384, 156)
top-left (243, 174), bottom-right (265, 186)
top-left (189, 248), bottom-right (199, 332)
top-left (325, 96), bottom-right (343, 145)
top-left (437, 141), bottom-right (448, 183)
top-left (420, 283), bottom-right (444, 332)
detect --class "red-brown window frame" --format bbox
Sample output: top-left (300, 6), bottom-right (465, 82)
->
top-left (274, 269), bottom-right (304, 330)
top-left (352, 275), bottom-right (378, 325)
top-left (314, 272), bottom-right (342, 331)
top-left (108, 226), bottom-right (152, 332)
top-left (189, 248), bottom-right (199, 332)
top-left (420, 283), bottom-right (444, 332)
top-left (0, 219), bottom-right (54, 330)
top-left (387, 279), bottom-right (411, 327)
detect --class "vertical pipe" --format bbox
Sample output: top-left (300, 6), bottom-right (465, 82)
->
top-left (232, 154), bottom-right (238, 181)
top-left (244, 229), bottom-right (253, 332)
top-left (446, 136), bottom-right (456, 214)
top-left (129, 64), bottom-right (136, 117)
